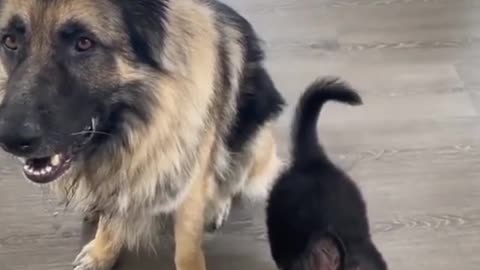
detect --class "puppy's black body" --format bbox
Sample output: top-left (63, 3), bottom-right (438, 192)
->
top-left (267, 79), bottom-right (388, 270)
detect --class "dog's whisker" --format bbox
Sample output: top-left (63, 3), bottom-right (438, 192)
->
top-left (70, 131), bottom-right (113, 137)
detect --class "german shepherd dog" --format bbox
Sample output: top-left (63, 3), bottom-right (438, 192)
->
top-left (0, 1), bottom-right (285, 269)
top-left (267, 79), bottom-right (388, 270)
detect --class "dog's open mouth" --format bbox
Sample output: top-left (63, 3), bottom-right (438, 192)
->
top-left (21, 153), bottom-right (73, 184)
top-left (18, 117), bottom-right (99, 184)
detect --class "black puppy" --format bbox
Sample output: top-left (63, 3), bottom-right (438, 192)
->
top-left (267, 79), bottom-right (388, 270)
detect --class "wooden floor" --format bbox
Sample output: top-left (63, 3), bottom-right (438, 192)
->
top-left (2, 0), bottom-right (480, 269)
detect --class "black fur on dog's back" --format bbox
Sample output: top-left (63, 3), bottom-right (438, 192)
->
top-left (267, 78), bottom-right (388, 270)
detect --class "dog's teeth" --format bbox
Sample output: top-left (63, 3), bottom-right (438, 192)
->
top-left (46, 166), bottom-right (52, 173)
top-left (23, 165), bottom-right (35, 174)
top-left (51, 154), bottom-right (61, 166)
top-left (33, 171), bottom-right (40, 176)
top-left (91, 118), bottom-right (97, 129)
top-left (41, 169), bottom-right (46, 175)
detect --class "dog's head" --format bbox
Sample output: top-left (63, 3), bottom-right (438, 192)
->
top-left (0, 0), bottom-right (168, 183)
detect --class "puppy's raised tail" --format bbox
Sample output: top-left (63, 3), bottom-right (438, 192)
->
top-left (292, 78), bottom-right (362, 164)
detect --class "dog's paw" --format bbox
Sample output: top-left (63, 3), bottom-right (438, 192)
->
top-left (73, 241), bottom-right (115, 270)
top-left (205, 199), bottom-right (231, 232)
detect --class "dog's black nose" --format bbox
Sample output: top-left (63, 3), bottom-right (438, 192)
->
top-left (0, 120), bottom-right (42, 156)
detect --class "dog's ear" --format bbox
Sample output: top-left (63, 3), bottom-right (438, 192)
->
top-left (114, 0), bottom-right (169, 69)
top-left (304, 233), bottom-right (346, 270)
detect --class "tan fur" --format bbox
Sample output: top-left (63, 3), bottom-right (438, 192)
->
top-left (175, 176), bottom-right (208, 270)
top-left (174, 128), bottom-right (217, 270)
top-left (89, 218), bottom-right (122, 264)
top-left (73, 217), bottom-right (122, 269)
top-left (243, 126), bottom-right (283, 199)
top-left (0, 0), bottom-right (31, 27)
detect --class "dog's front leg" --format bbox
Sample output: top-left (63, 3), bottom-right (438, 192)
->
top-left (174, 174), bottom-right (209, 270)
top-left (73, 216), bottom-right (122, 270)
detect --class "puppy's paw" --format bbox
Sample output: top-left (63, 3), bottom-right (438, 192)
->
top-left (73, 241), bottom-right (116, 270)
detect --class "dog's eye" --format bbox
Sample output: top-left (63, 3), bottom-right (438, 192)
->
top-left (2, 34), bottom-right (18, 51)
top-left (75, 37), bottom-right (95, 52)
